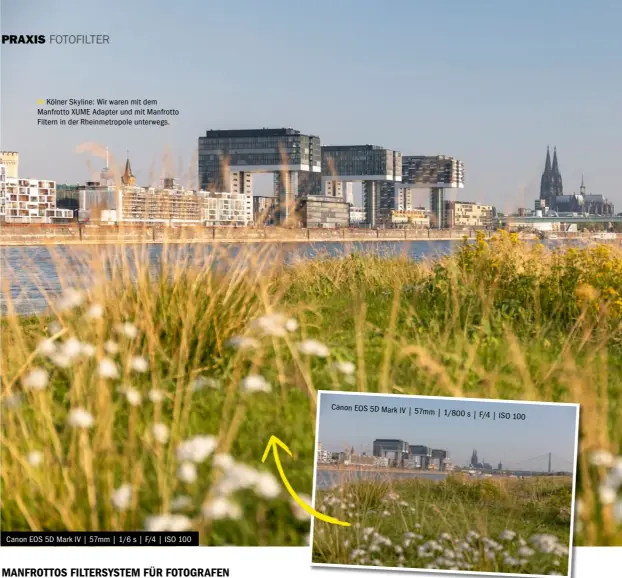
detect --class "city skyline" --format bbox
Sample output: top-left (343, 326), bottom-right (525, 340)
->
top-left (3, 0), bottom-right (622, 214)
top-left (317, 393), bottom-right (579, 470)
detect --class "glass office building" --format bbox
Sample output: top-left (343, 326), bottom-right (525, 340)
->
top-left (400, 155), bottom-right (465, 229)
top-left (321, 145), bottom-right (401, 181)
top-left (320, 145), bottom-right (402, 227)
top-left (198, 128), bottom-right (321, 224)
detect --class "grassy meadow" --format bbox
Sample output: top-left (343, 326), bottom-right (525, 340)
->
top-left (1, 231), bottom-right (621, 546)
top-left (311, 474), bottom-right (573, 574)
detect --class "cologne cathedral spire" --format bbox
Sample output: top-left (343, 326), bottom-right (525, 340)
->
top-left (550, 147), bottom-right (563, 196)
top-left (539, 146), bottom-right (552, 201)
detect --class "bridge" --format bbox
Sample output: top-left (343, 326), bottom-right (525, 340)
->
top-left (467, 452), bottom-right (574, 476)
top-left (495, 215), bottom-right (622, 225)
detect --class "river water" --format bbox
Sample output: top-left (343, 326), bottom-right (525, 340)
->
top-left (0, 238), bottom-right (590, 316)
top-left (0, 240), bottom-right (464, 315)
top-left (315, 468), bottom-right (447, 490)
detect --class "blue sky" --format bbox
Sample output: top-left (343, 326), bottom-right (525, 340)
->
top-left (318, 393), bottom-right (578, 471)
top-left (2, 0), bottom-right (621, 212)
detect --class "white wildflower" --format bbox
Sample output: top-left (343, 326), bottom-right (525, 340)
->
top-left (148, 389), bottom-right (165, 403)
top-left (22, 367), bottom-right (49, 390)
top-left (529, 534), bottom-right (558, 553)
top-left (98, 357), bottom-right (119, 379)
top-left (86, 304), bottom-right (104, 319)
top-left (161, 515), bottom-right (192, 532)
top-left (213, 453), bottom-right (235, 471)
top-left (240, 374), bottom-right (271, 393)
top-left (27, 451), bottom-right (43, 467)
top-left (297, 339), bottom-right (330, 358)
top-left (124, 388), bottom-right (142, 406)
top-left (226, 336), bottom-right (259, 350)
top-left (590, 449), bottom-right (614, 467)
top-left (599, 485), bottom-right (617, 505)
top-left (253, 471), bottom-right (280, 499)
top-left (50, 353), bottom-right (71, 368)
top-left (56, 288), bottom-right (84, 311)
top-left (116, 322), bottom-right (138, 339)
top-left (61, 337), bottom-right (82, 359)
top-left (38, 338), bottom-right (57, 356)
top-left (176, 435), bottom-right (218, 463)
top-left (144, 514), bottom-right (192, 532)
top-left (285, 318), bottom-right (298, 332)
top-left (553, 544), bottom-right (569, 556)
top-left (111, 484), bottom-right (132, 511)
top-left (80, 343), bottom-right (96, 357)
top-left (104, 340), bottom-right (119, 355)
top-left (191, 376), bottom-right (220, 391)
top-left (517, 546), bottom-right (535, 557)
top-left (332, 361), bottom-right (356, 375)
top-left (201, 497), bottom-right (242, 520)
top-left (67, 408), bottom-right (94, 429)
top-left (499, 529), bottom-right (516, 541)
top-left (152, 423), bottom-right (169, 444)
top-left (170, 496), bottom-right (193, 511)
top-left (251, 313), bottom-right (288, 337)
top-left (48, 321), bottom-right (62, 335)
top-left (130, 356), bottom-right (149, 373)
top-left (177, 462), bottom-right (197, 483)
top-left (214, 463), bottom-right (260, 494)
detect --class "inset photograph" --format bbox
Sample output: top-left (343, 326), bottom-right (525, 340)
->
top-left (311, 392), bottom-right (580, 576)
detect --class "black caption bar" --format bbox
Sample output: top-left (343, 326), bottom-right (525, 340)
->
top-left (1, 531), bottom-right (199, 546)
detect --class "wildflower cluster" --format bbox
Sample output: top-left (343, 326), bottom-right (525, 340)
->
top-left (2, 290), bottom-right (316, 545)
top-left (312, 482), bottom-right (571, 574)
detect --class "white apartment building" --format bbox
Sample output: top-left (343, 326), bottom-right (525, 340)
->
top-left (445, 201), bottom-right (493, 229)
top-left (349, 205), bottom-right (366, 224)
top-left (86, 185), bottom-right (253, 226)
top-left (391, 209), bottom-right (430, 228)
top-left (317, 443), bottom-right (330, 464)
top-left (0, 164), bottom-right (73, 224)
top-left (1, 151), bottom-right (19, 179)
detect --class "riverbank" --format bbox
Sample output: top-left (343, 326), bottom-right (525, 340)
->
top-left (0, 224), bottom-right (616, 246)
top-left (317, 464), bottom-right (450, 476)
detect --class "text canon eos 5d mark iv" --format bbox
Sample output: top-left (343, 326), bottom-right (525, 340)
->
top-left (2, 35), bottom-right (46, 44)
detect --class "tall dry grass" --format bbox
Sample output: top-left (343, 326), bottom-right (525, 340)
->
top-left (1, 232), bottom-right (621, 545)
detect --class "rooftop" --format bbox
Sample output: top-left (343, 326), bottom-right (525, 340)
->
top-left (201, 128), bottom-right (318, 139)
top-left (322, 145), bottom-right (387, 152)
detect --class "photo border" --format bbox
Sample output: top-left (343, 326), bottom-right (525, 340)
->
top-left (309, 390), bottom-right (581, 578)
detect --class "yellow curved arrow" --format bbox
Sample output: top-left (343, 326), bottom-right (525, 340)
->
top-left (261, 435), bottom-right (350, 527)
